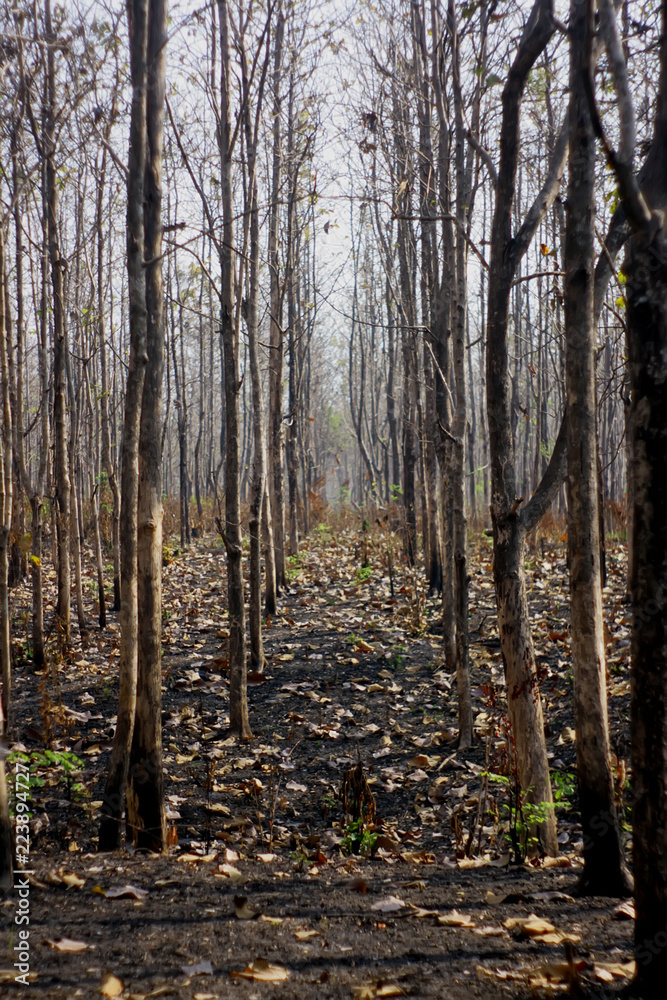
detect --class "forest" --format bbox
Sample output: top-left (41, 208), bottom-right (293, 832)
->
top-left (0, 0), bottom-right (666, 997)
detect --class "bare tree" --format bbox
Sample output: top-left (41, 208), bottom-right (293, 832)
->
top-left (564, 0), bottom-right (631, 896)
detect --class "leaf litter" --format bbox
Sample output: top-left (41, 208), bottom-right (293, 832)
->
top-left (6, 523), bottom-right (637, 999)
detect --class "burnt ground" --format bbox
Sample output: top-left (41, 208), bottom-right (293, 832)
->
top-left (0, 517), bottom-right (636, 998)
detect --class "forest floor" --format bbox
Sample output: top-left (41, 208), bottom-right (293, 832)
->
top-left (0, 513), bottom-right (636, 999)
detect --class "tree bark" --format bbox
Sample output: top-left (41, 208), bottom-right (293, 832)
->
top-left (268, 5), bottom-right (286, 592)
top-left (485, 0), bottom-right (561, 855)
top-left (45, 0), bottom-right (71, 647)
top-left (0, 228), bottom-right (12, 725)
top-left (218, 0), bottom-right (251, 738)
top-left (99, 0), bottom-right (149, 850)
top-left (565, 0), bottom-right (631, 896)
top-left (127, 0), bottom-right (169, 852)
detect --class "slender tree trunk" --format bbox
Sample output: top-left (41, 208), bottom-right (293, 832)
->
top-left (45, 0), bottom-right (71, 646)
top-left (485, 0), bottom-right (562, 856)
top-left (565, 0), bottom-right (630, 896)
top-left (127, 0), bottom-right (168, 852)
top-left (450, 0), bottom-right (472, 748)
top-left (218, 0), bottom-right (250, 738)
top-left (99, 0), bottom-right (149, 850)
top-left (268, 5), bottom-right (286, 591)
top-left (0, 229), bottom-right (12, 725)
top-left (0, 232), bottom-right (10, 883)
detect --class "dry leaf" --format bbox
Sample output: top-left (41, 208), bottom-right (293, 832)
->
top-left (295, 929), bottom-right (320, 940)
top-left (217, 864), bottom-right (243, 883)
top-left (181, 960), bottom-right (214, 976)
top-left (230, 960), bottom-right (290, 982)
top-left (595, 960), bottom-right (635, 980)
top-left (351, 984), bottom-right (403, 998)
top-left (349, 876), bottom-right (368, 893)
top-left (437, 910), bottom-right (474, 927)
top-left (100, 973), bottom-right (124, 997)
top-left (46, 938), bottom-right (91, 953)
top-left (234, 895), bottom-right (258, 920)
top-left (370, 895), bottom-right (406, 912)
top-left (105, 884), bottom-right (148, 901)
top-left (61, 872), bottom-right (86, 889)
top-left (256, 852), bottom-right (277, 862)
top-left (612, 900), bottom-right (635, 920)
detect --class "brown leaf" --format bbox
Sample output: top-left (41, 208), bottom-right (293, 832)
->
top-left (46, 938), bottom-right (91, 953)
top-left (437, 910), bottom-right (474, 927)
top-left (349, 876), bottom-right (368, 893)
top-left (230, 960), bottom-right (290, 982)
top-left (100, 973), bottom-right (124, 996)
top-left (234, 895), bottom-right (258, 920)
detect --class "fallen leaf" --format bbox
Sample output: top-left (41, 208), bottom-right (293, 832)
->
top-left (256, 852), bottom-right (277, 862)
top-left (234, 896), bottom-right (258, 920)
top-left (181, 960), bottom-right (214, 976)
top-left (371, 895), bottom-right (406, 912)
top-left (230, 960), bottom-right (290, 982)
top-left (100, 973), bottom-right (124, 997)
top-left (46, 938), bottom-right (91, 953)
top-left (612, 900), bottom-right (635, 920)
top-left (594, 960), bottom-right (635, 980)
top-left (104, 884), bottom-right (148, 901)
top-left (351, 984), bottom-right (403, 998)
top-left (437, 910), bottom-right (474, 927)
top-left (285, 780), bottom-right (307, 792)
top-left (349, 876), bottom-right (368, 893)
top-left (59, 871), bottom-right (86, 889)
top-left (295, 929), bottom-right (320, 940)
top-left (217, 863), bottom-right (243, 883)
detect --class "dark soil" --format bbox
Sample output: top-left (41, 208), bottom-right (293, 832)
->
top-left (1, 522), bottom-right (635, 998)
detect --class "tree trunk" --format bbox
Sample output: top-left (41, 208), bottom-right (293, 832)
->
top-left (218, 0), bottom-right (250, 739)
top-left (565, 0), bottom-right (630, 896)
top-left (623, 17), bottom-right (667, 992)
top-left (485, 0), bottom-right (563, 856)
top-left (45, 0), bottom-right (71, 647)
top-left (99, 0), bottom-right (149, 850)
top-left (127, 0), bottom-right (168, 852)
top-left (267, 5), bottom-right (286, 591)
top-left (0, 228), bottom-right (12, 725)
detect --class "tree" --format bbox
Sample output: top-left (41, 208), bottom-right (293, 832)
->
top-left (564, 0), bottom-right (631, 896)
top-left (218, 0), bottom-right (251, 738)
top-left (583, 0), bottom-right (667, 987)
top-left (485, 0), bottom-right (568, 855)
top-left (100, 0), bottom-right (169, 850)
top-left (44, 0), bottom-right (71, 647)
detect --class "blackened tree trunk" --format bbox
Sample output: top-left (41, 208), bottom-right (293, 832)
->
top-left (99, 0), bottom-right (149, 850)
top-left (218, 0), bottom-right (251, 738)
top-left (0, 228), bottom-right (12, 725)
top-left (127, 0), bottom-right (168, 852)
top-left (45, 0), bottom-right (71, 647)
top-left (565, 0), bottom-right (631, 896)
top-left (268, 5), bottom-right (286, 592)
top-left (486, 0), bottom-right (565, 855)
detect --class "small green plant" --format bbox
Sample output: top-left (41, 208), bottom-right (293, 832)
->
top-left (355, 566), bottom-right (372, 584)
top-left (315, 522), bottom-right (332, 543)
top-left (551, 769), bottom-right (577, 809)
top-left (484, 771), bottom-right (554, 862)
top-left (6, 749), bottom-right (88, 815)
top-left (286, 553), bottom-right (301, 583)
top-left (389, 645), bottom-right (406, 671)
top-left (341, 818), bottom-right (378, 856)
top-left (347, 632), bottom-right (362, 646)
